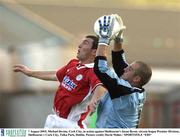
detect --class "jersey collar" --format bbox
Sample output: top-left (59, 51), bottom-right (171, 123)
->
top-left (84, 63), bottom-right (94, 68)
top-left (77, 62), bottom-right (94, 68)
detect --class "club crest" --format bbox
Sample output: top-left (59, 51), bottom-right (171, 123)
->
top-left (76, 74), bottom-right (83, 81)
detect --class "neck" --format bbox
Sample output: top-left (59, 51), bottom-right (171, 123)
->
top-left (80, 58), bottom-right (94, 64)
top-left (131, 82), bottom-right (141, 89)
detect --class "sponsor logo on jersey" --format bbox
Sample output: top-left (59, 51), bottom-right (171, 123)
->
top-left (76, 74), bottom-right (83, 81)
top-left (62, 76), bottom-right (77, 91)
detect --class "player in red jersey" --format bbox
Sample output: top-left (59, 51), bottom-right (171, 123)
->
top-left (13, 35), bottom-right (106, 128)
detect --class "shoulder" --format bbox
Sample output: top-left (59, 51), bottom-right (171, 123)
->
top-left (68, 59), bottom-right (79, 64)
top-left (86, 67), bottom-right (96, 75)
top-left (127, 92), bottom-right (146, 106)
top-left (66, 59), bottom-right (79, 67)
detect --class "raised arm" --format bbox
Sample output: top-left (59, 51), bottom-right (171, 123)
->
top-left (13, 64), bottom-right (57, 81)
top-left (94, 14), bottom-right (143, 99)
top-left (112, 46), bottom-right (128, 77)
top-left (112, 14), bottom-right (128, 77)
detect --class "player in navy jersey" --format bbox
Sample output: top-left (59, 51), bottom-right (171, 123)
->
top-left (89, 14), bottom-right (152, 128)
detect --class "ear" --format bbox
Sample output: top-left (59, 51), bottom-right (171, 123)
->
top-left (133, 75), bottom-right (141, 85)
top-left (91, 49), bottom-right (97, 56)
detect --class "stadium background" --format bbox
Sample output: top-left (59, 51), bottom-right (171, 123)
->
top-left (0, 0), bottom-right (180, 128)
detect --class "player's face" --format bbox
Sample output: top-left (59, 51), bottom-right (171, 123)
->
top-left (121, 62), bottom-right (140, 83)
top-left (76, 38), bottom-right (94, 61)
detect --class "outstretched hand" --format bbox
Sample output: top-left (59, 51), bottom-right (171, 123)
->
top-left (112, 14), bottom-right (126, 43)
top-left (94, 14), bottom-right (115, 46)
top-left (13, 64), bottom-right (32, 76)
top-left (88, 99), bottom-right (99, 116)
top-left (94, 14), bottom-right (126, 46)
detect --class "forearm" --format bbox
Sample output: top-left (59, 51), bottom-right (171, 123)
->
top-left (112, 50), bottom-right (128, 77)
top-left (88, 85), bottom-right (106, 115)
top-left (113, 42), bottom-right (123, 51)
top-left (29, 71), bottom-right (57, 81)
top-left (91, 85), bottom-right (106, 103)
top-left (96, 45), bottom-right (108, 57)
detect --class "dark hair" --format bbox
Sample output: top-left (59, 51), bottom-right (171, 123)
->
top-left (86, 35), bottom-right (99, 49)
top-left (134, 61), bottom-right (152, 87)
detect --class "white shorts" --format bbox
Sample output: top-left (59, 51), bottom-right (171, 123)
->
top-left (44, 114), bottom-right (80, 128)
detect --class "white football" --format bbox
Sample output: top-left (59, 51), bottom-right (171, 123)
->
top-left (94, 14), bottom-right (125, 39)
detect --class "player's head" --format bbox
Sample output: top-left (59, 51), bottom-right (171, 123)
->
top-left (77, 35), bottom-right (98, 63)
top-left (121, 61), bottom-right (152, 87)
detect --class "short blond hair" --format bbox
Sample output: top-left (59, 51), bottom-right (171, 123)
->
top-left (134, 61), bottom-right (152, 87)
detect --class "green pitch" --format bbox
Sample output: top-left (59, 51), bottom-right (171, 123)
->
top-left (87, 111), bottom-right (97, 128)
